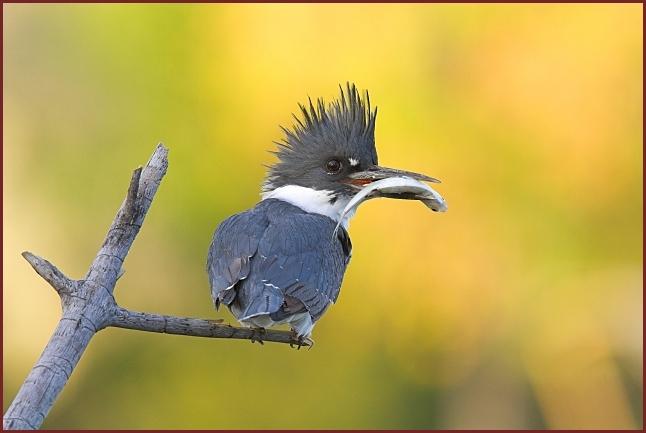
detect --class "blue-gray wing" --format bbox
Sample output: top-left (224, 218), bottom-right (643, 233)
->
top-left (207, 208), bottom-right (269, 308)
top-left (238, 208), bottom-right (351, 322)
top-left (207, 199), bottom-right (351, 323)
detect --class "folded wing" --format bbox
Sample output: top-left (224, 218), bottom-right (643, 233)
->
top-left (207, 199), bottom-right (351, 325)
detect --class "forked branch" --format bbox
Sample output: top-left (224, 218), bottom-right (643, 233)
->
top-left (4, 144), bottom-right (306, 431)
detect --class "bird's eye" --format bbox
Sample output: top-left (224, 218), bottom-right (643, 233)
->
top-left (325, 159), bottom-right (342, 174)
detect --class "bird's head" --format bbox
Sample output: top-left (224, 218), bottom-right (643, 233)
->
top-left (262, 83), bottom-right (445, 224)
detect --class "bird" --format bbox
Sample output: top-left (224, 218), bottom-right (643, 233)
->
top-left (207, 83), bottom-right (445, 346)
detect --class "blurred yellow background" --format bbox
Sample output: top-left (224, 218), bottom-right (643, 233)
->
top-left (3, 3), bottom-right (642, 429)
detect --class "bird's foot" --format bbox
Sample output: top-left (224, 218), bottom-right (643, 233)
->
top-left (289, 331), bottom-right (314, 350)
top-left (250, 327), bottom-right (266, 345)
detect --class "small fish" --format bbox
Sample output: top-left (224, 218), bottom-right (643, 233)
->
top-left (334, 176), bottom-right (447, 236)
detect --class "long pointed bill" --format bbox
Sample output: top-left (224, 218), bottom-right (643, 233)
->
top-left (334, 165), bottom-right (447, 236)
top-left (345, 165), bottom-right (441, 186)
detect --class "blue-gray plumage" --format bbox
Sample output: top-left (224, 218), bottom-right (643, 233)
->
top-left (207, 83), bottom-right (444, 343)
top-left (208, 199), bottom-right (351, 337)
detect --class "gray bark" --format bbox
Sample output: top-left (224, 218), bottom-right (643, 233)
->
top-left (4, 144), bottom-right (306, 430)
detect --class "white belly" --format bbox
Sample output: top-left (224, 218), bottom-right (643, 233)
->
top-left (238, 312), bottom-right (315, 337)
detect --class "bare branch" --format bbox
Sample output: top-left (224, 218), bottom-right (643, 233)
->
top-left (20, 251), bottom-right (74, 296)
top-left (109, 307), bottom-right (309, 347)
top-left (4, 145), bottom-right (170, 430)
top-left (5, 143), bottom-right (306, 430)
top-left (84, 144), bottom-right (169, 295)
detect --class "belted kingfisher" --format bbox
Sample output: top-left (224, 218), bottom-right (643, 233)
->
top-left (207, 84), bottom-right (446, 344)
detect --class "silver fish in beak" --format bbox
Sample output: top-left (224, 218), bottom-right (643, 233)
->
top-left (334, 167), bottom-right (448, 236)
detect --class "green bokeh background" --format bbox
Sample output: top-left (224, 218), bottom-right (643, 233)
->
top-left (3, 4), bottom-right (642, 429)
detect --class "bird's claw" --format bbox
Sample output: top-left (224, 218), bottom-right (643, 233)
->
top-left (250, 327), bottom-right (266, 345)
top-left (289, 332), bottom-right (314, 350)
